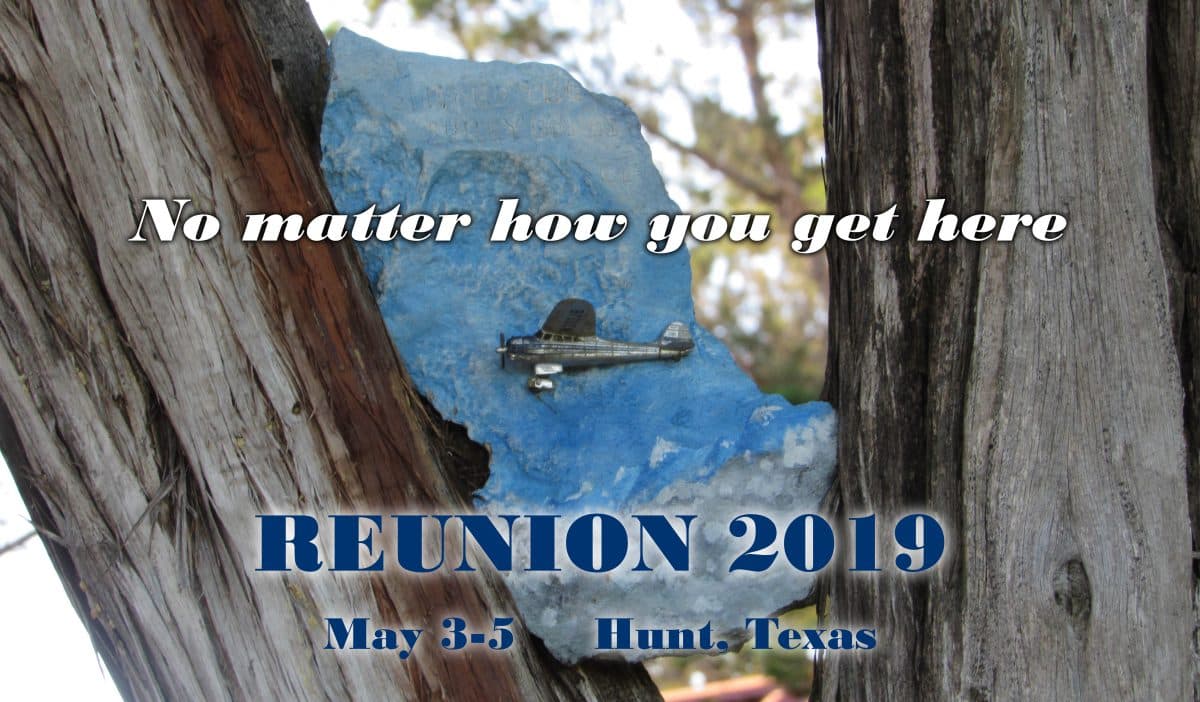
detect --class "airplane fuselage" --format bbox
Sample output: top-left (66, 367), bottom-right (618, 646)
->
top-left (503, 334), bottom-right (690, 367)
top-left (496, 299), bottom-right (693, 392)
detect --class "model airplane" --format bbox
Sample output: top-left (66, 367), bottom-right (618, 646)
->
top-left (496, 298), bottom-right (694, 392)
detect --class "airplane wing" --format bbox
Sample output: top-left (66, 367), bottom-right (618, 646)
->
top-left (541, 298), bottom-right (596, 338)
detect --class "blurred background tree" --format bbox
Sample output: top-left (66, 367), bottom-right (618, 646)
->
top-left (352, 0), bottom-right (828, 402)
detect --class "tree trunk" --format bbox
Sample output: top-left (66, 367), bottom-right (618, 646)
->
top-left (815, 1), bottom-right (1197, 700)
top-left (0, 1), bottom-right (658, 699)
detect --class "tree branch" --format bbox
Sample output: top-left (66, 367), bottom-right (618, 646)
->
top-left (0, 530), bottom-right (35, 557)
top-left (723, 0), bottom-right (802, 215)
top-left (641, 120), bottom-right (782, 203)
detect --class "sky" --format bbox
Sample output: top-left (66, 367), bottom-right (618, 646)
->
top-left (0, 461), bottom-right (124, 701)
top-left (0, 2), bottom-right (819, 699)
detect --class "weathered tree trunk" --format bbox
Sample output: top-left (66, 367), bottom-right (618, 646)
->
top-left (1149, 1), bottom-right (1200, 695)
top-left (0, 1), bottom-right (659, 700)
top-left (815, 1), bottom-right (1197, 700)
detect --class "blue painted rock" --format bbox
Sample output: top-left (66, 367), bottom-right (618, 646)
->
top-left (322, 29), bottom-right (837, 662)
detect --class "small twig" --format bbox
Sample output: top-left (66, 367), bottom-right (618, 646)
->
top-left (0, 530), bottom-right (36, 557)
top-left (642, 120), bottom-right (781, 203)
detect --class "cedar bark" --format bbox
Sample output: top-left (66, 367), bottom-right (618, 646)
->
top-left (0, 1), bottom-right (659, 700)
top-left (815, 1), bottom-right (1196, 700)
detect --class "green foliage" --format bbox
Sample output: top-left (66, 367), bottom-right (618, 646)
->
top-left (645, 606), bottom-right (820, 694)
top-left (372, 0), bottom-right (571, 60)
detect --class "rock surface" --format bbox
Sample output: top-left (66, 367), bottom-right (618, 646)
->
top-left (321, 29), bottom-right (837, 662)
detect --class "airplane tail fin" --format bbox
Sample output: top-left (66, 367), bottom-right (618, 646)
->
top-left (658, 321), bottom-right (694, 353)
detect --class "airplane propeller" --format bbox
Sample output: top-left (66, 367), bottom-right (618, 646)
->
top-left (497, 333), bottom-right (506, 369)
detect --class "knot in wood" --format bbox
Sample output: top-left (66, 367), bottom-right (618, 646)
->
top-left (1051, 557), bottom-right (1092, 625)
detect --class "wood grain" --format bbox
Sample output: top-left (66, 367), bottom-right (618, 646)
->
top-left (814, 0), bottom-right (1195, 699)
top-left (0, 1), bottom-right (660, 699)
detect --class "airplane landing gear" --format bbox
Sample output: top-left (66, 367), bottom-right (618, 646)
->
top-left (527, 376), bottom-right (555, 393)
